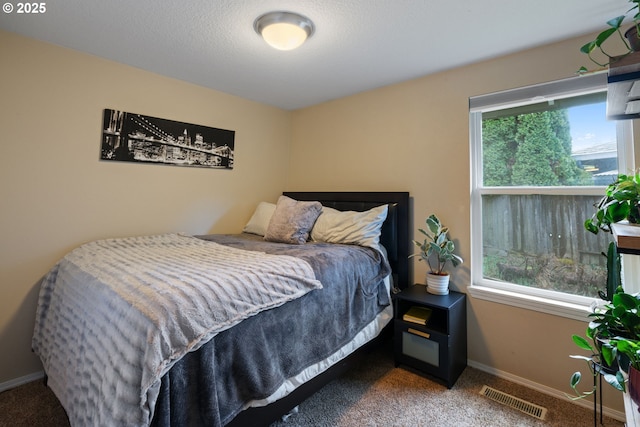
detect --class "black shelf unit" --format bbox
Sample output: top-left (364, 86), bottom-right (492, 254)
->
top-left (393, 285), bottom-right (467, 388)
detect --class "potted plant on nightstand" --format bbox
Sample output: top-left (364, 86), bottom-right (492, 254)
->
top-left (410, 214), bottom-right (463, 295)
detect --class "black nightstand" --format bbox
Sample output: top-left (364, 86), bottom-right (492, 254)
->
top-left (393, 284), bottom-right (467, 388)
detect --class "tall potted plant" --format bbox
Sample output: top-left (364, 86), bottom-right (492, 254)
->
top-left (579, 0), bottom-right (640, 73)
top-left (411, 214), bottom-right (463, 295)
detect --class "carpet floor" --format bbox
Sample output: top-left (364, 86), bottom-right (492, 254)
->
top-left (0, 343), bottom-right (625, 427)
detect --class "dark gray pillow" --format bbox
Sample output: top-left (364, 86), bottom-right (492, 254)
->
top-left (264, 196), bottom-right (322, 244)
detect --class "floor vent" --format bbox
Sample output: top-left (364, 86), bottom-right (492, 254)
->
top-left (479, 385), bottom-right (548, 421)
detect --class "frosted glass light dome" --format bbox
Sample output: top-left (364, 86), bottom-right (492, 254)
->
top-left (254, 11), bottom-right (315, 51)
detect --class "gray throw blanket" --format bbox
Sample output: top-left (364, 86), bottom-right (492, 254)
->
top-left (32, 233), bottom-right (322, 427)
top-left (151, 234), bottom-right (391, 427)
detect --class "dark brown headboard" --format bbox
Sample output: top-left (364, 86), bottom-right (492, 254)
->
top-left (283, 191), bottom-right (410, 291)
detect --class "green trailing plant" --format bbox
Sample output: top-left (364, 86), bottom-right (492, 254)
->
top-left (571, 337), bottom-right (640, 395)
top-left (569, 289), bottom-right (640, 396)
top-left (587, 289), bottom-right (640, 341)
top-left (609, 338), bottom-right (640, 372)
top-left (410, 214), bottom-right (463, 275)
top-left (569, 332), bottom-right (625, 397)
top-left (594, 337), bottom-right (640, 392)
top-left (585, 172), bottom-right (640, 234)
top-left (578, 0), bottom-right (640, 73)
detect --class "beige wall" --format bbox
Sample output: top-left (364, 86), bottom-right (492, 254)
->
top-left (0, 30), bottom-right (292, 384)
top-left (289, 34), bottom-right (627, 414)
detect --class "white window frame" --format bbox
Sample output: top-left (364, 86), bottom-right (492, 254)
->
top-left (469, 73), bottom-right (635, 321)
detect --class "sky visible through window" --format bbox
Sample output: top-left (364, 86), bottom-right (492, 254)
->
top-left (568, 103), bottom-right (616, 153)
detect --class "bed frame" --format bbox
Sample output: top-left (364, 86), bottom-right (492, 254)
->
top-left (227, 191), bottom-right (410, 427)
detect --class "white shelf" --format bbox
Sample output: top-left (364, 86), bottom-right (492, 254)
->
top-left (611, 223), bottom-right (640, 254)
top-left (624, 392), bottom-right (640, 426)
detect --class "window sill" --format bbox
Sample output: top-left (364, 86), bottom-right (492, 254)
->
top-left (468, 284), bottom-right (592, 322)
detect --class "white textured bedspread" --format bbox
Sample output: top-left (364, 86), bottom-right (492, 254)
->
top-left (32, 233), bottom-right (322, 427)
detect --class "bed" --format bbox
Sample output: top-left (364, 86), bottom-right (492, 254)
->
top-left (32, 191), bottom-right (410, 427)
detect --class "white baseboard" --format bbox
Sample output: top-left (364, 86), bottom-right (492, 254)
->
top-left (467, 359), bottom-right (625, 422)
top-left (0, 371), bottom-right (45, 393)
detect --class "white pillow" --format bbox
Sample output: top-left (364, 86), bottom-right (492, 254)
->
top-left (311, 204), bottom-right (388, 250)
top-left (242, 202), bottom-right (276, 236)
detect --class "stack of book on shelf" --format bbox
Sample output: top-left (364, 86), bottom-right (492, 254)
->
top-left (403, 306), bottom-right (432, 325)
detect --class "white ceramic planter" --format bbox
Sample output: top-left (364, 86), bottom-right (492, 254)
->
top-left (426, 273), bottom-right (450, 295)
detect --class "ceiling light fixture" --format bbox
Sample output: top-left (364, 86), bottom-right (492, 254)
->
top-left (254, 11), bottom-right (315, 51)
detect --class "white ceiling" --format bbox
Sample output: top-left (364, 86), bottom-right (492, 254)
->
top-left (0, 0), bottom-right (630, 110)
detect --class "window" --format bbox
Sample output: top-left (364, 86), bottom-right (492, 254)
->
top-left (470, 74), bottom-right (634, 320)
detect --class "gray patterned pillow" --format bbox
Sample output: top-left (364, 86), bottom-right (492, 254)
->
top-left (264, 196), bottom-right (322, 244)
